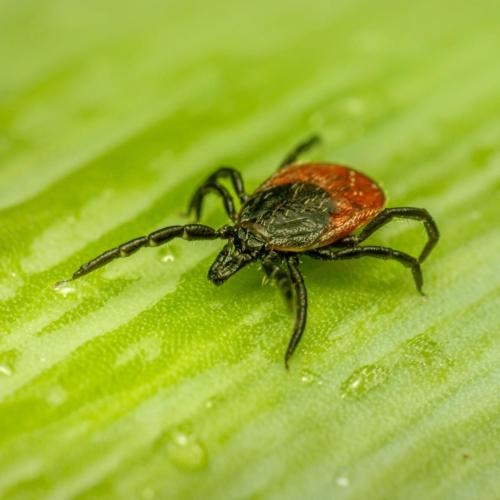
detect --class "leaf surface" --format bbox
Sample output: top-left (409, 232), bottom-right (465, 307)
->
top-left (0, 1), bottom-right (499, 499)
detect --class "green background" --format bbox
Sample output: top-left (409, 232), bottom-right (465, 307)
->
top-left (1, 1), bottom-right (499, 498)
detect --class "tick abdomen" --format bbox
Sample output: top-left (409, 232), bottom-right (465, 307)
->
top-left (239, 164), bottom-right (385, 251)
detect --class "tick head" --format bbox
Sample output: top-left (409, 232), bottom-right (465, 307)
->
top-left (208, 228), bottom-right (264, 285)
top-left (208, 243), bottom-right (245, 285)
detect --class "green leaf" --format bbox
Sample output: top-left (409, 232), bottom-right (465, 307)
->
top-left (1, 1), bottom-right (499, 498)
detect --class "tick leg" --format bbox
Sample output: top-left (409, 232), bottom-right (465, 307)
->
top-left (188, 182), bottom-right (237, 222)
top-left (261, 253), bottom-right (293, 310)
top-left (341, 208), bottom-right (439, 263)
top-left (187, 167), bottom-right (248, 221)
top-left (278, 134), bottom-right (322, 169)
top-left (285, 255), bottom-right (308, 368)
top-left (307, 245), bottom-right (424, 295)
top-left (57, 224), bottom-right (233, 284)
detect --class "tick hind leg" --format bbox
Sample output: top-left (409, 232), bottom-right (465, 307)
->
top-left (188, 167), bottom-right (248, 222)
top-left (341, 208), bottom-right (439, 263)
top-left (261, 253), bottom-right (308, 367)
top-left (278, 134), bottom-right (322, 169)
top-left (307, 245), bottom-right (424, 295)
top-left (56, 224), bottom-right (232, 285)
top-left (284, 256), bottom-right (308, 368)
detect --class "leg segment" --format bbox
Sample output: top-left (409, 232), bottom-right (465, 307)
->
top-left (340, 208), bottom-right (439, 263)
top-left (58, 224), bottom-right (233, 284)
top-left (307, 245), bottom-right (424, 294)
top-left (187, 167), bottom-right (248, 222)
top-left (285, 255), bottom-right (308, 368)
top-left (278, 134), bottom-right (322, 169)
top-left (261, 253), bottom-right (293, 310)
top-left (205, 167), bottom-right (247, 202)
top-left (188, 183), bottom-right (236, 222)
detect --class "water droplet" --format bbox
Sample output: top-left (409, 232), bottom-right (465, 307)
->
top-left (336, 476), bottom-right (349, 487)
top-left (402, 335), bottom-right (442, 367)
top-left (340, 363), bottom-right (389, 399)
top-left (161, 254), bottom-right (175, 263)
top-left (53, 280), bottom-right (76, 296)
top-left (0, 350), bottom-right (17, 376)
top-left (400, 334), bottom-right (451, 375)
top-left (167, 430), bottom-right (208, 470)
top-left (0, 364), bottom-right (12, 376)
top-left (301, 369), bottom-right (322, 385)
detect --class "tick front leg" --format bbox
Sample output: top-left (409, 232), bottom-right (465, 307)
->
top-left (188, 183), bottom-right (237, 222)
top-left (307, 245), bottom-right (424, 295)
top-left (341, 207), bottom-right (439, 263)
top-left (278, 134), bottom-right (322, 169)
top-left (187, 167), bottom-right (248, 222)
top-left (284, 255), bottom-right (308, 368)
top-left (57, 224), bottom-right (233, 284)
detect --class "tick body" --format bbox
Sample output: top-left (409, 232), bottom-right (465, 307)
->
top-left (240, 164), bottom-right (385, 251)
top-left (58, 135), bottom-right (439, 367)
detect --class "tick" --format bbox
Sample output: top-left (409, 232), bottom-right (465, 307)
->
top-left (57, 135), bottom-right (439, 367)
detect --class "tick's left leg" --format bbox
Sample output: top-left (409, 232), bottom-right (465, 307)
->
top-left (339, 208), bottom-right (439, 263)
top-left (188, 167), bottom-right (247, 222)
top-left (278, 134), bottom-right (322, 169)
top-left (285, 255), bottom-right (308, 368)
top-left (57, 224), bottom-right (233, 285)
top-left (307, 245), bottom-right (424, 295)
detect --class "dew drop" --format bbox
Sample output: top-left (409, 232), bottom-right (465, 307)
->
top-left (340, 363), bottom-right (389, 399)
top-left (53, 280), bottom-right (76, 297)
top-left (161, 254), bottom-right (175, 263)
top-left (0, 364), bottom-right (13, 376)
top-left (400, 334), bottom-right (451, 375)
top-left (402, 334), bottom-right (444, 368)
top-left (0, 350), bottom-right (17, 376)
top-left (167, 430), bottom-right (208, 471)
top-left (301, 369), bottom-right (322, 385)
top-left (336, 476), bottom-right (349, 487)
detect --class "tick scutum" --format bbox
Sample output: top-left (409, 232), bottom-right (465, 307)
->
top-left (238, 183), bottom-right (333, 250)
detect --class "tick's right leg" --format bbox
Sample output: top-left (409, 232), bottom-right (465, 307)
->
top-left (307, 245), bottom-right (424, 295)
top-left (188, 167), bottom-right (247, 222)
top-left (338, 208), bottom-right (439, 263)
top-left (56, 224), bottom-right (234, 285)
